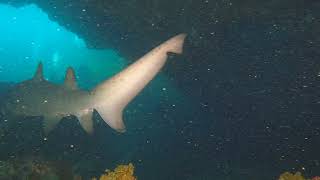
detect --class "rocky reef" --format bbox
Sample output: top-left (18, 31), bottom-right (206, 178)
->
top-left (0, 156), bottom-right (136, 180)
top-left (2, 0), bottom-right (319, 57)
top-left (0, 157), bottom-right (72, 180)
top-left (1, 1), bottom-right (320, 179)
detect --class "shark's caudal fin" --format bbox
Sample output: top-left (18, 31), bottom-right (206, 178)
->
top-left (91, 33), bottom-right (187, 132)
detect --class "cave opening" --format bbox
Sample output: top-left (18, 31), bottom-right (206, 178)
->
top-left (0, 3), bottom-right (127, 89)
top-left (0, 2), bottom-right (187, 115)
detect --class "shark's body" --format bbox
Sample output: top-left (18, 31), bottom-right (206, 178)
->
top-left (0, 34), bottom-right (186, 134)
top-left (1, 68), bottom-right (95, 133)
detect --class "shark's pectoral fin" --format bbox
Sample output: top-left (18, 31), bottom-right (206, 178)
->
top-left (43, 115), bottom-right (63, 134)
top-left (77, 110), bottom-right (94, 134)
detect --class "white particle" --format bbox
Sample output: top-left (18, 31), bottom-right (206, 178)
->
top-left (162, 87), bottom-right (167, 91)
top-left (44, 137), bottom-right (47, 141)
top-left (200, 103), bottom-right (208, 107)
top-left (70, 144), bottom-right (74, 148)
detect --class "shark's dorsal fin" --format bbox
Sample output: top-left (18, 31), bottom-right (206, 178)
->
top-left (33, 62), bottom-right (44, 81)
top-left (64, 67), bottom-right (78, 90)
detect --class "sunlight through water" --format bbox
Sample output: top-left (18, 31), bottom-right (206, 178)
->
top-left (0, 3), bottom-right (186, 114)
top-left (0, 3), bottom-right (127, 89)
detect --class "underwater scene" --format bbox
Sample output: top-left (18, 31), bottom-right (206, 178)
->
top-left (0, 1), bottom-right (319, 180)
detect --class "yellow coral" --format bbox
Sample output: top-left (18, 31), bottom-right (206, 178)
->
top-left (279, 171), bottom-right (306, 180)
top-left (93, 163), bottom-right (137, 180)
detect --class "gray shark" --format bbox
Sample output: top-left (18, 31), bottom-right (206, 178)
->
top-left (0, 34), bottom-right (186, 134)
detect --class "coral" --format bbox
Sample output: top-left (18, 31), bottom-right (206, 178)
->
top-left (312, 177), bottom-right (320, 180)
top-left (0, 157), bottom-right (137, 180)
top-left (92, 163), bottom-right (137, 180)
top-left (279, 171), bottom-right (307, 180)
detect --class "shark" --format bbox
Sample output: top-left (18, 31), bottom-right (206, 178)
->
top-left (0, 34), bottom-right (187, 134)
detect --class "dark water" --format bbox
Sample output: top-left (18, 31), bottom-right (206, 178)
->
top-left (0, 2), bottom-right (320, 180)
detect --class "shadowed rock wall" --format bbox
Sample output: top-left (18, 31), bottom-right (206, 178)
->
top-left (2, 0), bottom-right (319, 57)
top-left (1, 0), bottom-right (319, 112)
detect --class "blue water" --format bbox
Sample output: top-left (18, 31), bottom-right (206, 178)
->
top-left (0, 4), bottom-right (127, 89)
top-left (0, 6), bottom-right (192, 179)
top-left (1, 2), bottom-right (319, 180)
top-left (0, 3), bottom-right (185, 110)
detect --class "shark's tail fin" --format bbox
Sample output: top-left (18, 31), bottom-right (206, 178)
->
top-left (91, 34), bottom-right (187, 132)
